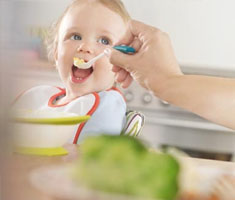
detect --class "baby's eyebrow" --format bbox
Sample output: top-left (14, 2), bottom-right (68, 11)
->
top-left (61, 27), bottom-right (81, 39)
top-left (100, 29), bottom-right (114, 36)
top-left (65, 26), bottom-right (80, 33)
top-left (99, 30), bottom-right (117, 40)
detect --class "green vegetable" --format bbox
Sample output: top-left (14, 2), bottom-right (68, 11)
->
top-left (72, 135), bottom-right (180, 200)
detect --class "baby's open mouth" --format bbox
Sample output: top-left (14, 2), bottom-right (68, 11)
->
top-left (72, 64), bottom-right (93, 79)
top-left (72, 64), bottom-right (93, 83)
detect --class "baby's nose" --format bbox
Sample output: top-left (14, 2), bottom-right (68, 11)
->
top-left (77, 42), bottom-right (94, 54)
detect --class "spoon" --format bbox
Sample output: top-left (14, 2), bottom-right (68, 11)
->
top-left (74, 45), bottom-right (136, 69)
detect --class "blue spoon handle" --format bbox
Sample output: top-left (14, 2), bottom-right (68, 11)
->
top-left (113, 45), bottom-right (136, 54)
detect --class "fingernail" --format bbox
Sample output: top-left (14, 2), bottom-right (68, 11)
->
top-left (104, 48), bottom-right (111, 56)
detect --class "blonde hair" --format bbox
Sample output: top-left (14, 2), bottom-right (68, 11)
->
top-left (46, 0), bottom-right (131, 63)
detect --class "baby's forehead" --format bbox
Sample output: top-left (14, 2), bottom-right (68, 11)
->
top-left (64, 2), bottom-right (126, 23)
top-left (59, 4), bottom-right (127, 34)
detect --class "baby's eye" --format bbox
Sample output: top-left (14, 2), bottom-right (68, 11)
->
top-left (70, 34), bottom-right (82, 40)
top-left (98, 37), bottom-right (110, 45)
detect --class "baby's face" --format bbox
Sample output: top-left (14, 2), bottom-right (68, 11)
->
top-left (55, 2), bottom-right (127, 98)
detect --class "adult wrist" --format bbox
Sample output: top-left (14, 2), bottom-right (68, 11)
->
top-left (146, 74), bottom-right (183, 101)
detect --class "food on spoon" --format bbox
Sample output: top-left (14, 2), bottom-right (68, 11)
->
top-left (73, 57), bottom-right (85, 67)
top-left (71, 135), bottom-right (180, 200)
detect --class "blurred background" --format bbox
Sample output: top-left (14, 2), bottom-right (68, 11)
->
top-left (1, 1), bottom-right (14, 199)
top-left (4, 0), bottom-right (235, 162)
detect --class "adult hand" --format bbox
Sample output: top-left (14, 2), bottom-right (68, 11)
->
top-left (108, 20), bottom-right (182, 91)
top-left (107, 20), bottom-right (235, 130)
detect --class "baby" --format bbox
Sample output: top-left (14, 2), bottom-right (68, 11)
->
top-left (12, 0), bottom-right (131, 144)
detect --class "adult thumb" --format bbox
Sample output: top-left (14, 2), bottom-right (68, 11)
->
top-left (108, 49), bottom-right (133, 71)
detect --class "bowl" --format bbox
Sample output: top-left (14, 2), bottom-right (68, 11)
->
top-left (10, 110), bottom-right (90, 156)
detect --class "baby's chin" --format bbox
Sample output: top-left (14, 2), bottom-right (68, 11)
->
top-left (69, 86), bottom-right (94, 97)
top-left (66, 77), bottom-right (115, 96)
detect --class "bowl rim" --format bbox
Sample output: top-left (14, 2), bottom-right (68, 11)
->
top-left (12, 115), bottom-right (90, 125)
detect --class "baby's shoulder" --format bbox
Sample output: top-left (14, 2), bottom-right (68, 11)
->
top-left (24, 85), bottom-right (61, 95)
top-left (12, 85), bottom-right (62, 109)
top-left (14, 85), bottom-right (62, 103)
top-left (98, 89), bottom-right (126, 106)
top-left (99, 88), bottom-right (124, 100)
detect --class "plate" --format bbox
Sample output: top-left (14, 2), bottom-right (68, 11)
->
top-left (29, 165), bottom-right (156, 200)
top-left (30, 163), bottom-right (235, 200)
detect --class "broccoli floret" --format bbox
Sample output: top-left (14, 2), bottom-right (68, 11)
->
top-left (72, 135), bottom-right (180, 200)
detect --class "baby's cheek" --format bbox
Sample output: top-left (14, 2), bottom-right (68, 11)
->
top-left (96, 64), bottom-right (114, 82)
top-left (105, 68), bottom-right (116, 82)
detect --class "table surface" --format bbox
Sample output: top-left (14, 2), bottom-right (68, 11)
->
top-left (2, 144), bottom-right (235, 200)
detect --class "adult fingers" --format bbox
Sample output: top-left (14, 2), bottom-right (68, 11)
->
top-left (114, 20), bottom-right (135, 46)
top-left (109, 49), bottom-right (135, 71)
top-left (112, 65), bottom-right (122, 73)
top-left (115, 68), bottom-right (129, 83)
top-left (115, 20), bottom-right (150, 46)
top-left (130, 37), bottom-right (142, 52)
top-left (120, 74), bottom-right (133, 89)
